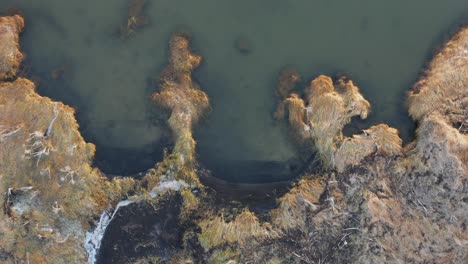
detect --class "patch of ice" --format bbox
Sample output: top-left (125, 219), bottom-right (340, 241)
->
top-left (149, 179), bottom-right (189, 198)
top-left (84, 179), bottom-right (189, 263)
top-left (84, 199), bottom-right (134, 264)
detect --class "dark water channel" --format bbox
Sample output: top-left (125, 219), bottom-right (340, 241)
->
top-left (1, 0), bottom-right (467, 182)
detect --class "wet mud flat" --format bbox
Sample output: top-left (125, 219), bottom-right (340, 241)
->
top-left (97, 196), bottom-right (185, 264)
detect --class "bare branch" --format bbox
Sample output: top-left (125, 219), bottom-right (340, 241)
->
top-left (0, 125), bottom-right (21, 141)
top-left (44, 102), bottom-right (59, 138)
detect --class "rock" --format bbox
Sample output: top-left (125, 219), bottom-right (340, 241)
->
top-left (234, 36), bottom-right (253, 55)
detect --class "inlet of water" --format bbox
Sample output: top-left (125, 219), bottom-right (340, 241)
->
top-left (1, 0), bottom-right (466, 181)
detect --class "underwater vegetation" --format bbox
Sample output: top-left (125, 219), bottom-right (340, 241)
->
top-left (119, 0), bottom-right (148, 40)
top-left (0, 12), bottom-right (467, 264)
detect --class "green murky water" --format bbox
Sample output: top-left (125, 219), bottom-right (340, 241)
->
top-left (1, 0), bottom-right (467, 179)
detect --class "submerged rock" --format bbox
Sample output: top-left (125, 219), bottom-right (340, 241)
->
top-left (234, 36), bottom-right (253, 55)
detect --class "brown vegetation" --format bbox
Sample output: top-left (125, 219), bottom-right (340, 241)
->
top-left (198, 209), bottom-right (279, 251)
top-left (149, 33), bottom-right (209, 186)
top-left (408, 27), bottom-right (467, 123)
top-left (0, 78), bottom-right (136, 262)
top-left (0, 15), bottom-right (24, 80)
top-left (335, 124), bottom-right (402, 172)
top-left (270, 177), bottom-right (325, 231)
top-left (276, 74), bottom-right (372, 167)
top-left (119, 0), bottom-right (148, 39)
top-left (273, 68), bottom-right (302, 121)
top-left (0, 17), bottom-right (137, 263)
top-left (1, 12), bottom-right (467, 264)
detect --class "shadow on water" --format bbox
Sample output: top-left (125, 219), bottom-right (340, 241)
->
top-left (18, 51), bottom-right (173, 175)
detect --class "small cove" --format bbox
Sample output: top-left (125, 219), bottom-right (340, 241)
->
top-left (1, 0), bottom-right (467, 181)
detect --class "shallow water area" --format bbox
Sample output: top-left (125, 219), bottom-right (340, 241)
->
top-left (1, 0), bottom-right (466, 180)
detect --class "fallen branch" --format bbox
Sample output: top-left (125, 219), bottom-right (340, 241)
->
top-left (24, 131), bottom-right (51, 166)
top-left (0, 125), bottom-right (21, 141)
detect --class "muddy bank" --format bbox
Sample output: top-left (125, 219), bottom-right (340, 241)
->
top-left (0, 13), bottom-right (467, 264)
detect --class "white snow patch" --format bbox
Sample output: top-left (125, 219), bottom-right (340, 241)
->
top-left (84, 179), bottom-right (189, 263)
top-left (84, 199), bottom-right (134, 264)
top-left (149, 179), bottom-right (189, 198)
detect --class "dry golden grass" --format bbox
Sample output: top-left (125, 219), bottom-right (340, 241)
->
top-left (1, 13), bottom-right (466, 264)
top-left (270, 177), bottom-right (325, 231)
top-left (405, 26), bottom-right (467, 172)
top-left (335, 124), bottom-right (402, 172)
top-left (412, 115), bottom-right (468, 171)
top-left (283, 93), bottom-right (307, 138)
top-left (0, 15), bottom-right (24, 80)
top-left (277, 74), bottom-right (371, 166)
top-left (0, 78), bottom-right (137, 262)
top-left (168, 33), bottom-right (202, 75)
top-left (198, 209), bottom-right (279, 251)
top-left (276, 68), bottom-right (301, 99)
top-left (273, 69), bottom-right (302, 120)
top-left (408, 27), bottom-right (467, 121)
top-left (149, 33), bottom-right (209, 187)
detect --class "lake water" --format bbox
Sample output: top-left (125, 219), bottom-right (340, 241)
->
top-left (1, 0), bottom-right (466, 179)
